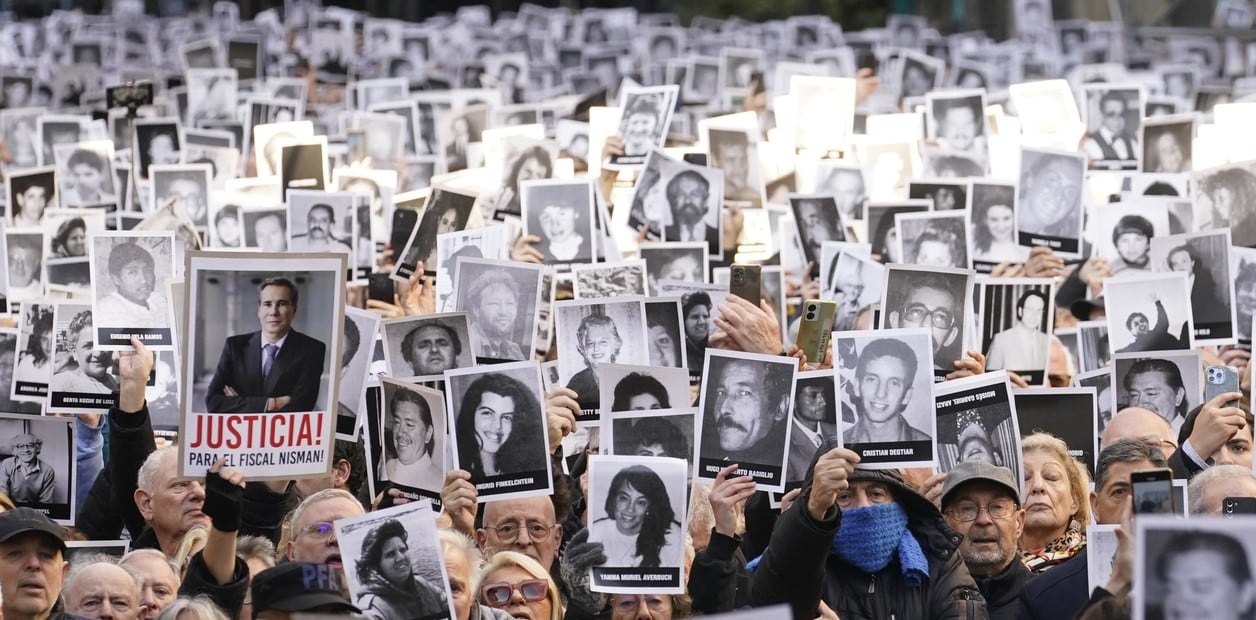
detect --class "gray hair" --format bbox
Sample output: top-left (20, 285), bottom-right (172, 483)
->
top-left (65, 554), bottom-right (142, 608)
top-left (289, 488), bottom-right (360, 532)
top-left (137, 446), bottom-right (176, 495)
top-left (1094, 438), bottom-right (1166, 493)
top-left (155, 596), bottom-right (229, 620)
top-left (120, 548), bottom-right (180, 582)
top-left (1188, 464), bottom-right (1256, 515)
top-left (235, 535), bottom-right (277, 569)
top-left (438, 529), bottom-right (484, 594)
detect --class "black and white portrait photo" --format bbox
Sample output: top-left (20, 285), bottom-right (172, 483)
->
top-left (640, 242), bottom-right (707, 295)
top-left (1133, 516), bottom-right (1256, 620)
top-left (909, 179), bottom-right (968, 212)
top-left (785, 369), bottom-right (838, 486)
top-left (7, 167), bottom-right (58, 228)
top-left (572, 261), bottom-right (648, 299)
top-left (382, 312), bottom-right (475, 381)
top-left (252, 120), bottom-right (315, 179)
top-left (1016, 147), bottom-right (1085, 256)
top-left (897, 50), bottom-right (943, 102)
top-left (54, 141), bottom-right (117, 209)
top-left (695, 349), bottom-right (797, 490)
top-left (814, 163), bottom-right (867, 223)
top-left (395, 187), bottom-right (477, 280)
top-left (185, 68), bottom-right (238, 126)
top-left (980, 279), bottom-right (1055, 382)
top-left (879, 264), bottom-right (973, 378)
top-left (1192, 160), bottom-right (1256, 248)
top-left (1103, 272), bottom-right (1194, 354)
top-left (586, 454), bottom-right (688, 594)
top-left (333, 501), bottom-right (456, 620)
top-left (1077, 368), bottom-right (1116, 433)
top-left (894, 211), bottom-right (971, 270)
top-left (926, 89), bottom-right (988, 172)
top-left (452, 258), bottom-right (544, 361)
top-left (89, 232), bottom-right (176, 350)
top-left (286, 190), bottom-right (354, 253)
top-left (37, 116), bottom-right (85, 170)
top-left (1082, 85), bottom-right (1143, 171)
top-left (1232, 246), bottom-right (1256, 345)
top-left (609, 86), bottom-right (678, 167)
top-left (520, 179), bottom-right (597, 266)
top-left (1150, 229), bottom-right (1235, 344)
top-left (1, 107), bottom-right (44, 170)
top-left (6, 230), bottom-right (43, 303)
top-left (598, 363), bottom-right (692, 417)
top-left (0, 330), bottom-right (39, 415)
top-left (605, 408), bottom-right (695, 480)
top-left (12, 303), bottom-right (55, 404)
top-left (822, 250), bottom-right (883, 330)
top-left (1140, 114), bottom-right (1194, 174)
top-left (1113, 350), bottom-right (1202, 434)
top-left (684, 58), bottom-right (719, 103)
top-left (556, 298), bottom-right (650, 417)
top-left (181, 252), bottom-right (346, 480)
top-left (864, 200), bottom-right (931, 264)
top-left (480, 136), bottom-right (556, 219)
top-left (707, 127), bottom-right (764, 208)
top-left (444, 360), bottom-right (552, 500)
top-left (241, 207), bottom-right (289, 252)
top-left (968, 181), bottom-right (1026, 269)
top-left (1086, 203), bottom-right (1168, 278)
top-left (933, 371), bottom-right (1023, 486)
top-left (1013, 387), bottom-right (1097, 474)
top-left (433, 225), bottom-right (510, 312)
top-left (149, 164), bottom-right (213, 228)
top-left (719, 47), bottom-right (764, 97)
top-left (835, 328), bottom-right (937, 468)
top-left (48, 303), bottom-right (117, 414)
top-left (377, 378), bottom-right (446, 502)
top-left (338, 307), bottom-right (380, 437)
top-left (631, 150), bottom-right (725, 259)
top-left (644, 298), bottom-right (687, 369)
top-left (132, 119), bottom-right (183, 180)
top-left (279, 139), bottom-right (330, 198)
top-left (0, 413), bottom-right (75, 522)
top-left (789, 194), bottom-right (846, 268)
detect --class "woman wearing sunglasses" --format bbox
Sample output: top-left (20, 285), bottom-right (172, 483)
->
top-left (356, 519), bottom-right (448, 619)
top-left (478, 551), bottom-right (563, 620)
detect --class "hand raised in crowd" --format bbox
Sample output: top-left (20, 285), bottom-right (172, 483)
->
top-left (598, 135), bottom-right (625, 203)
top-left (117, 336), bottom-right (155, 413)
top-left (1219, 345), bottom-right (1252, 377)
top-left (1078, 257), bottom-right (1112, 296)
top-left (1005, 371), bottom-right (1032, 390)
top-left (722, 205), bottom-right (744, 252)
top-left (806, 447), bottom-right (860, 521)
top-left (1189, 391), bottom-right (1248, 461)
top-left (919, 472), bottom-right (947, 508)
top-left (946, 349), bottom-right (987, 381)
top-left (559, 528), bottom-right (608, 616)
top-left (367, 261), bottom-right (435, 317)
top-left (854, 67), bottom-right (880, 104)
top-left (778, 487), bottom-right (802, 515)
top-left (1024, 245), bottom-right (1065, 278)
top-left (440, 469), bottom-right (478, 537)
top-left (990, 261), bottom-right (1026, 278)
top-left (545, 387), bottom-right (579, 453)
top-left (710, 464), bottom-right (756, 538)
top-left (710, 294), bottom-right (782, 355)
top-left (512, 234), bottom-right (545, 263)
top-left (203, 457), bottom-right (246, 585)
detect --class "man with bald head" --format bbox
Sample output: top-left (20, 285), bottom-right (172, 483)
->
top-left (476, 495), bottom-right (563, 571)
top-left (1100, 407), bottom-right (1177, 458)
top-left (285, 488), bottom-right (365, 574)
top-left (63, 557), bottom-right (142, 620)
top-left (1188, 464), bottom-right (1256, 515)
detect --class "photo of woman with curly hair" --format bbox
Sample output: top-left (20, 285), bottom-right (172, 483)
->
top-left (588, 464), bottom-right (683, 568)
top-left (448, 362), bottom-right (551, 498)
top-left (354, 518), bottom-right (448, 620)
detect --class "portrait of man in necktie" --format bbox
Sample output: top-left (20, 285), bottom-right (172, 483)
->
top-left (1083, 87), bottom-right (1141, 171)
top-left (205, 276), bottom-right (327, 413)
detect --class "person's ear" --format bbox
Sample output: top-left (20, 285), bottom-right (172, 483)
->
top-left (1174, 387), bottom-right (1186, 407)
top-left (901, 387), bottom-right (914, 406)
top-left (1089, 490), bottom-right (1099, 520)
top-left (1012, 508), bottom-right (1026, 539)
top-left (331, 458), bottom-right (352, 489)
top-left (474, 527), bottom-right (489, 550)
top-left (134, 487), bottom-right (155, 522)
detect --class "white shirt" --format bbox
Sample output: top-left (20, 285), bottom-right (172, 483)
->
top-left (96, 292), bottom-right (170, 330)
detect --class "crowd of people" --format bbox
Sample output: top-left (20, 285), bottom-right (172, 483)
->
top-left (0, 1), bottom-right (1254, 620)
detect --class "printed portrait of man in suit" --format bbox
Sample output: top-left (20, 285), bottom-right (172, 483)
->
top-left (205, 276), bottom-right (327, 413)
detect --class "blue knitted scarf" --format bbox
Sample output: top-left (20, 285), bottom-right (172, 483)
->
top-left (831, 502), bottom-right (930, 587)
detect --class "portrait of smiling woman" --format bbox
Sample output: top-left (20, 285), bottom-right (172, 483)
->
top-left (454, 371), bottom-right (547, 480)
top-left (588, 462), bottom-right (684, 569)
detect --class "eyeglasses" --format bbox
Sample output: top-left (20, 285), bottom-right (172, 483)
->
top-left (481, 579), bottom-right (549, 606)
top-left (945, 501), bottom-right (1016, 522)
top-left (487, 522), bottom-right (557, 544)
top-left (298, 521), bottom-right (336, 541)
top-left (902, 303), bottom-right (955, 329)
top-left (612, 595), bottom-right (670, 613)
top-left (13, 443), bottom-right (36, 450)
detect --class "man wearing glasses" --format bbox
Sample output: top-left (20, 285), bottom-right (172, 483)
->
top-left (1084, 90), bottom-right (1139, 170)
top-left (477, 496), bottom-right (563, 573)
top-left (940, 461), bottom-right (1028, 618)
top-left (842, 338), bottom-right (930, 444)
top-left (0, 433), bottom-right (55, 504)
top-left (887, 273), bottom-right (962, 371)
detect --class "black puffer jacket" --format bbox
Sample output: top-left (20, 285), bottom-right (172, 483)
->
top-left (749, 468), bottom-right (988, 620)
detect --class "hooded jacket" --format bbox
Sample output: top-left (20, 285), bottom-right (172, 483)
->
top-left (749, 466), bottom-right (989, 620)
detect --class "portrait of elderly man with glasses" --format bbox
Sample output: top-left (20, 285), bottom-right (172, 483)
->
top-left (886, 268), bottom-right (967, 371)
top-left (0, 433), bottom-right (55, 504)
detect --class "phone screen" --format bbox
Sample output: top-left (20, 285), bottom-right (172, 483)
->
top-left (1132, 474), bottom-right (1174, 514)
